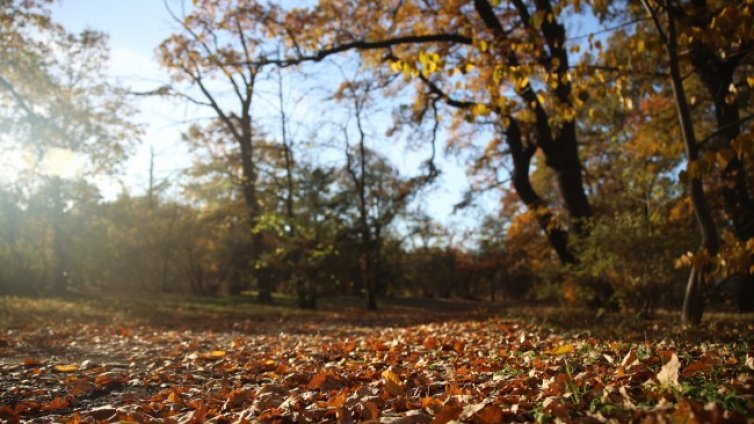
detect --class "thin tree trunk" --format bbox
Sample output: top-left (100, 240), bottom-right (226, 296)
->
top-left (650, 4), bottom-right (719, 324)
top-left (344, 84), bottom-right (377, 310)
top-left (50, 177), bottom-right (68, 295)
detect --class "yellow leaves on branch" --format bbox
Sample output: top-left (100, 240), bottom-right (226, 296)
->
top-left (388, 52), bottom-right (442, 79)
top-left (676, 232), bottom-right (754, 276)
top-left (674, 249), bottom-right (712, 270)
top-left (419, 52), bottom-right (440, 76)
top-left (730, 135), bottom-right (753, 160)
top-left (715, 232), bottom-right (754, 276)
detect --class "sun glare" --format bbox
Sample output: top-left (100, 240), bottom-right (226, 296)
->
top-left (38, 147), bottom-right (86, 179)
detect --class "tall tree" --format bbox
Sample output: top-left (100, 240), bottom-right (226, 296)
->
top-left (251, 0), bottom-right (596, 264)
top-left (678, 2), bottom-right (754, 311)
top-left (157, 0), bottom-right (280, 302)
top-left (1, 0), bottom-right (136, 175)
top-left (643, 0), bottom-right (720, 324)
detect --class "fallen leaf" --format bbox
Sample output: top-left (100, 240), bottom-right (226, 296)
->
top-left (681, 360), bottom-right (712, 377)
top-left (546, 343), bottom-right (575, 355)
top-left (327, 391), bottom-right (347, 409)
top-left (381, 368), bottom-right (405, 396)
top-left (40, 397), bottom-right (69, 412)
top-left (474, 404), bottom-right (504, 424)
top-left (620, 350), bottom-right (638, 368)
top-left (745, 355), bottom-right (754, 370)
top-left (656, 353), bottom-right (681, 389)
top-left (308, 370), bottom-right (328, 390)
top-left (432, 404), bottom-right (462, 424)
top-left (53, 364), bottom-right (79, 373)
top-left (200, 350), bottom-right (226, 360)
top-left (0, 406), bottom-right (20, 423)
top-left (23, 358), bottom-right (42, 366)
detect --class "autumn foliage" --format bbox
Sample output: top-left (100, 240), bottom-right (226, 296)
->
top-left (2, 0), bottom-right (754, 421)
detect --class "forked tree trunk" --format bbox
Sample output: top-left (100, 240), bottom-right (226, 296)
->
top-left (505, 118), bottom-right (577, 264)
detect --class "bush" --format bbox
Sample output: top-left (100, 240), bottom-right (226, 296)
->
top-left (568, 212), bottom-right (694, 316)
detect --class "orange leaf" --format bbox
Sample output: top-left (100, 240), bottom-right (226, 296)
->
top-left (308, 370), bottom-right (328, 390)
top-left (41, 397), bottom-right (69, 412)
top-left (327, 391), bottom-right (347, 409)
top-left (432, 404), bottom-right (463, 424)
top-left (23, 358), bottom-right (42, 366)
top-left (421, 396), bottom-right (443, 411)
top-left (475, 404), bottom-right (504, 424)
top-left (364, 401), bottom-right (380, 420)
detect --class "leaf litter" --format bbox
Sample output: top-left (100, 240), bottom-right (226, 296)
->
top-left (0, 308), bottom-right (752, 423)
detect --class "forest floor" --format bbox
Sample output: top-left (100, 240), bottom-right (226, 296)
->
top-left (0, 293), bottom-right (753, 423)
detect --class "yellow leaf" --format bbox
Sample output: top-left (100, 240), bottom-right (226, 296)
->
top-left (517, 76), bottom-right (530, 90)
top-left (389, 61), bottom-right (402, 73)
top-left (747, 75), bottom-right (754, 88)
top-left (473, 103), bottom-right (490, 116)
top-left (637, 40), bottom-right (645, 53)
top-left (479, 39), bottom-right (489, 53)
top-left (546, 343), bottom-right (575, 355)
top-left (381, 368), bottom-right (405, 396)
top-left (717, 148), bottom-right (735, 169)
top-left (54, 364), bottom-right (79, 373)
top-left (200, 350), bottom-right (226, 359)
top-left (532, 11), bottom-right (546, 30)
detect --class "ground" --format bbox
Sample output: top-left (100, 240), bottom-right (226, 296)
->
top-left (0, 294), bottom-right (753, 423)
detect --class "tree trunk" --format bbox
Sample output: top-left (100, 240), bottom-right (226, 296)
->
top-left (50, 177), bottom-right (68, 295)
top-left (505, 118), bottom-right (577, 264)
top-left (658, 7), bottom-right (719, 324)
top-left (474, 0), bottom-right (592, 235)
top-left (374, 227), bottom-right (386, 298)
top-left (689, 44), bottom-right (754, 312)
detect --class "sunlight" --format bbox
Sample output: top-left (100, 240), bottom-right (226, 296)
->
top-left (37, 147), bottom-right (86, 179)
